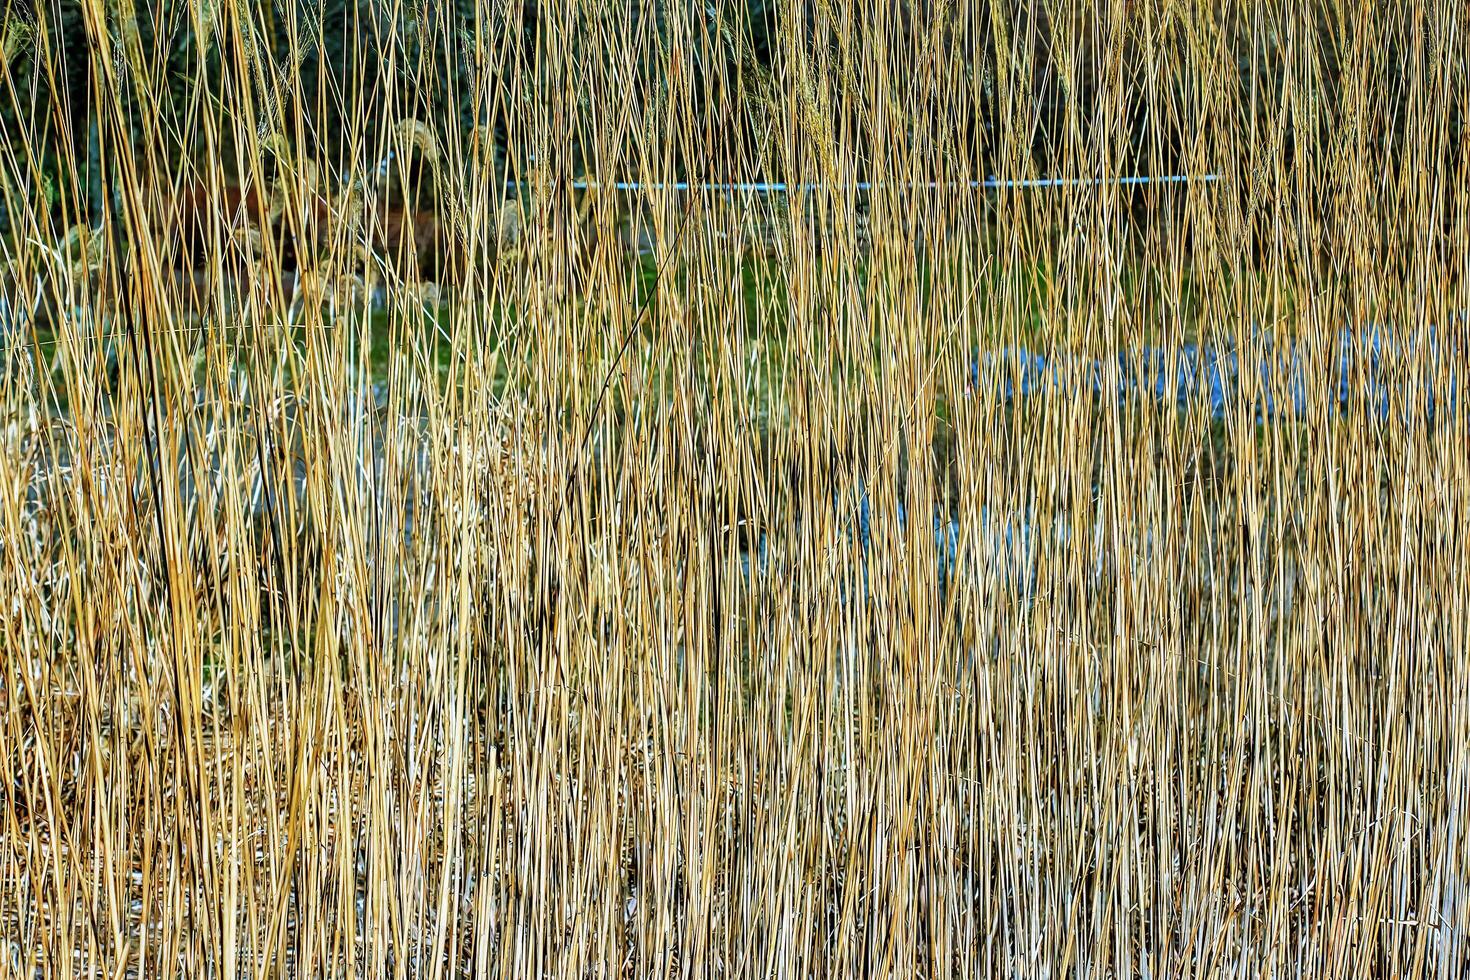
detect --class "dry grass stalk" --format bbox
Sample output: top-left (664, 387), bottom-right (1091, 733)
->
top-left (0, 1), bottom-right (1467, 977)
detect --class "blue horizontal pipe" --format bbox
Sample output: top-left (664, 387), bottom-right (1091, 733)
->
top-left (505, 175), bottom-right (1224, 193)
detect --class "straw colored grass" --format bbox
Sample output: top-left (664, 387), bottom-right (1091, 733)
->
top-left (1, 1), bottom-right (1467, 977)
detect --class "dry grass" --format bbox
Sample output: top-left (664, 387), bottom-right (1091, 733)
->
top-left (1, 1), bottom-right (1468, 977)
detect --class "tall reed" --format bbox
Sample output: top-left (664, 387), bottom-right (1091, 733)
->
top-left (0, 1), bottom-right (1466, 976)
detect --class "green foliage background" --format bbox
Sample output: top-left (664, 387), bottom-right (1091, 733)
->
top-left (1, 0), bottom-right (1462, 240)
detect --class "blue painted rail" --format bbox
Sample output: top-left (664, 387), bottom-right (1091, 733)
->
top-left (739, 489), bottom-right (1081, 602)
top-left (972, 326), bottom-right (1463, 425)
top-left (508, 175), bottom-right (1225, 194)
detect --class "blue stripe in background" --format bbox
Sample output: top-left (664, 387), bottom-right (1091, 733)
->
top-left (970, 326), bottom-right (1461, 425)
top-left (741, 324), bottom-right (1464, 599)
top-left (506, 175), bottom-right (1226, 193)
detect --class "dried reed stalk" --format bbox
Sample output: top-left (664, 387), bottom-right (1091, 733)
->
top-left (0, 1), bottom-right (1466, 977)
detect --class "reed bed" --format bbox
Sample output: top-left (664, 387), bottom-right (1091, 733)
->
top-left (1, 1), bottom-right (1467, 976)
